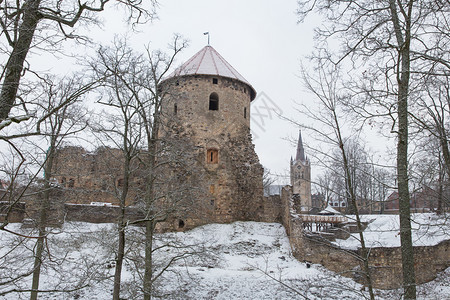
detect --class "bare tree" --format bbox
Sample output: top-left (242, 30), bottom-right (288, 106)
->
top-left (89, 35), bottom-right (194, 299)
top-left (0, 0), bottom-right (156, 123)
top-left (28, 75), bottom-right (94, 300)
top-left (297, 1), bottom-right (449, 297)
top-left (292, 64), bottom-right (375, 299)
top-left (0, 74), bottom-right (96, 298)
top-left (263, 167), bottom-right (277, 195)
top-left (90, 38), bottom-right (145, 300)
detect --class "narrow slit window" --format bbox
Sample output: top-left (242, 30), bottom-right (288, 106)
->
top-left (117, 178), bottom-right (124, 187)
top-left (174, 103), bottom-right (178, 115)
top-left (178, 219), bottom-right (185, 228)
top-left (207, 149), bottom-right (219, 164)
top-left (209, 93), bottom-right (219, 111)
top-left (244, 107), bottom-right (247, 119)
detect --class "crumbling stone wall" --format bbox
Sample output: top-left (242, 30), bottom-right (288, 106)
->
top-left (262, 194), bottom-right (282, 223)
top-left (65, 204), bottom-right (145, 224)
top-left (51, 146), bottom-right (142, 206)
top-left (280, 185), bottom-right (450, 289)
top-left (0, 201), bottom-right (25, 223)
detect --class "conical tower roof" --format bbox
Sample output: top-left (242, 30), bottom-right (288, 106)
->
top-left (164, 45), bottom-right (256, 100)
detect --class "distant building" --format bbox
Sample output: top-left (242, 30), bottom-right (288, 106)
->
top-left (290, 131), bottom-right (312, 212)
top-left (385, 186), bottom-right (443, 214)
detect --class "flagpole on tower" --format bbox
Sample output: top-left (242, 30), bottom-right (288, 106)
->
top-left (203, 32), bottom-right (210, 45)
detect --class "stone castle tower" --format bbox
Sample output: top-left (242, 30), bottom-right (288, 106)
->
top-left (160, 45), bottom-right (264, 229)
top-left (290, 131), bottom-right (312, 212)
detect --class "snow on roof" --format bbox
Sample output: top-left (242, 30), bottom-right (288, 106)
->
top-left (319, 205), bottom-right (342, 215)
top-left (164, 45), bottom-right (256, 99)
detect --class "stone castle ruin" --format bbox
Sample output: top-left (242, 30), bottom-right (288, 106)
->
top-left (3, 46), bottom-right (447, 290)
top-left (24, 46), bottom-right (267, 230)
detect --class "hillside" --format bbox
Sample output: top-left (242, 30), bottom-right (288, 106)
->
top-left (0, 218), bottom-right (448, 299)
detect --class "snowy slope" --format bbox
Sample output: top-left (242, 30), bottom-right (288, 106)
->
top-left (334, 213), bottom-right (450, 249)
top-left (0, 219), bottom-right (448, 299)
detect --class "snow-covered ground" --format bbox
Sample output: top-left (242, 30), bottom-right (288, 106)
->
top-left (0, 217), bottom-right (449, 299)
top-left (334, 213), bottom-right (450, 249)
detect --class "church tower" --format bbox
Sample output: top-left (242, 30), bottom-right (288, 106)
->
top-left (290, 131), bottom-right (312, 212)
top-left (159, 46), bottom-right (264, 229)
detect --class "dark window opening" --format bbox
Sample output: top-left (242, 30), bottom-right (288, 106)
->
top-left (244, 107), bottom-right (247, 119)
top-left (209, 93), bottom-right (219, 110)
top-left (212, 78), bottom-right (218, 84)
top-left (342, 202), bottom-right (346, 207)
top-left (207, 149), bottom-right (219, 164)
top-left (174, 103), bottom-right (178, 115)
top-left (210, 199), bottom-right (215, 206)
top-left (117, 178), bottom-right (124, 187)
top-left (60, 177), bottom-right (66, 186)
top-left (68, 178), bottom-right (75, 188)
top-left (178, 219), bottom-right (185, 228)
top-left (175, 81), bottom-right (179, 86)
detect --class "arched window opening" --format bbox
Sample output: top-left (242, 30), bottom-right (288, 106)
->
top-left (178, 219), bottom-right (185, 228)
top-left (207, 149), bottom-right (219, 164)
top-left (209, 93), bottom-right (219, 111)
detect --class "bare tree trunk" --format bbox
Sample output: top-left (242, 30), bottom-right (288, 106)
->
top-left (334, 117), bottom-right (375, 300)
top-left (30, 208), bottom-right (47, 300)
top-left (438, 125), bottom-right (450, 179)
top-left (30, 145), bottom-right (55, 300)
top-left (437, 155), bottom-right (444, 215)
top-left (113, 151), bottom-right (130, 300)
top-left (389, 0), bottom-right (416, 297)
top-left (0, 0), bottom-right (41, 120)
top-left (143, 113), bottom-right (159, 300)
top-left (143, 220), bottom-right (154, 300)
top-left (112, 220), bottom-right (126, 300)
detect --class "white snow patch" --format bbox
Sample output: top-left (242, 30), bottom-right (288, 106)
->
top-left (0, 218), bottom-right (448, 299)
top-left (334, 213), bottom-right (450, 249)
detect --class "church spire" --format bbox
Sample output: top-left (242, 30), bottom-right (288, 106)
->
top-left (296, 130), bottom-right (305, 162)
